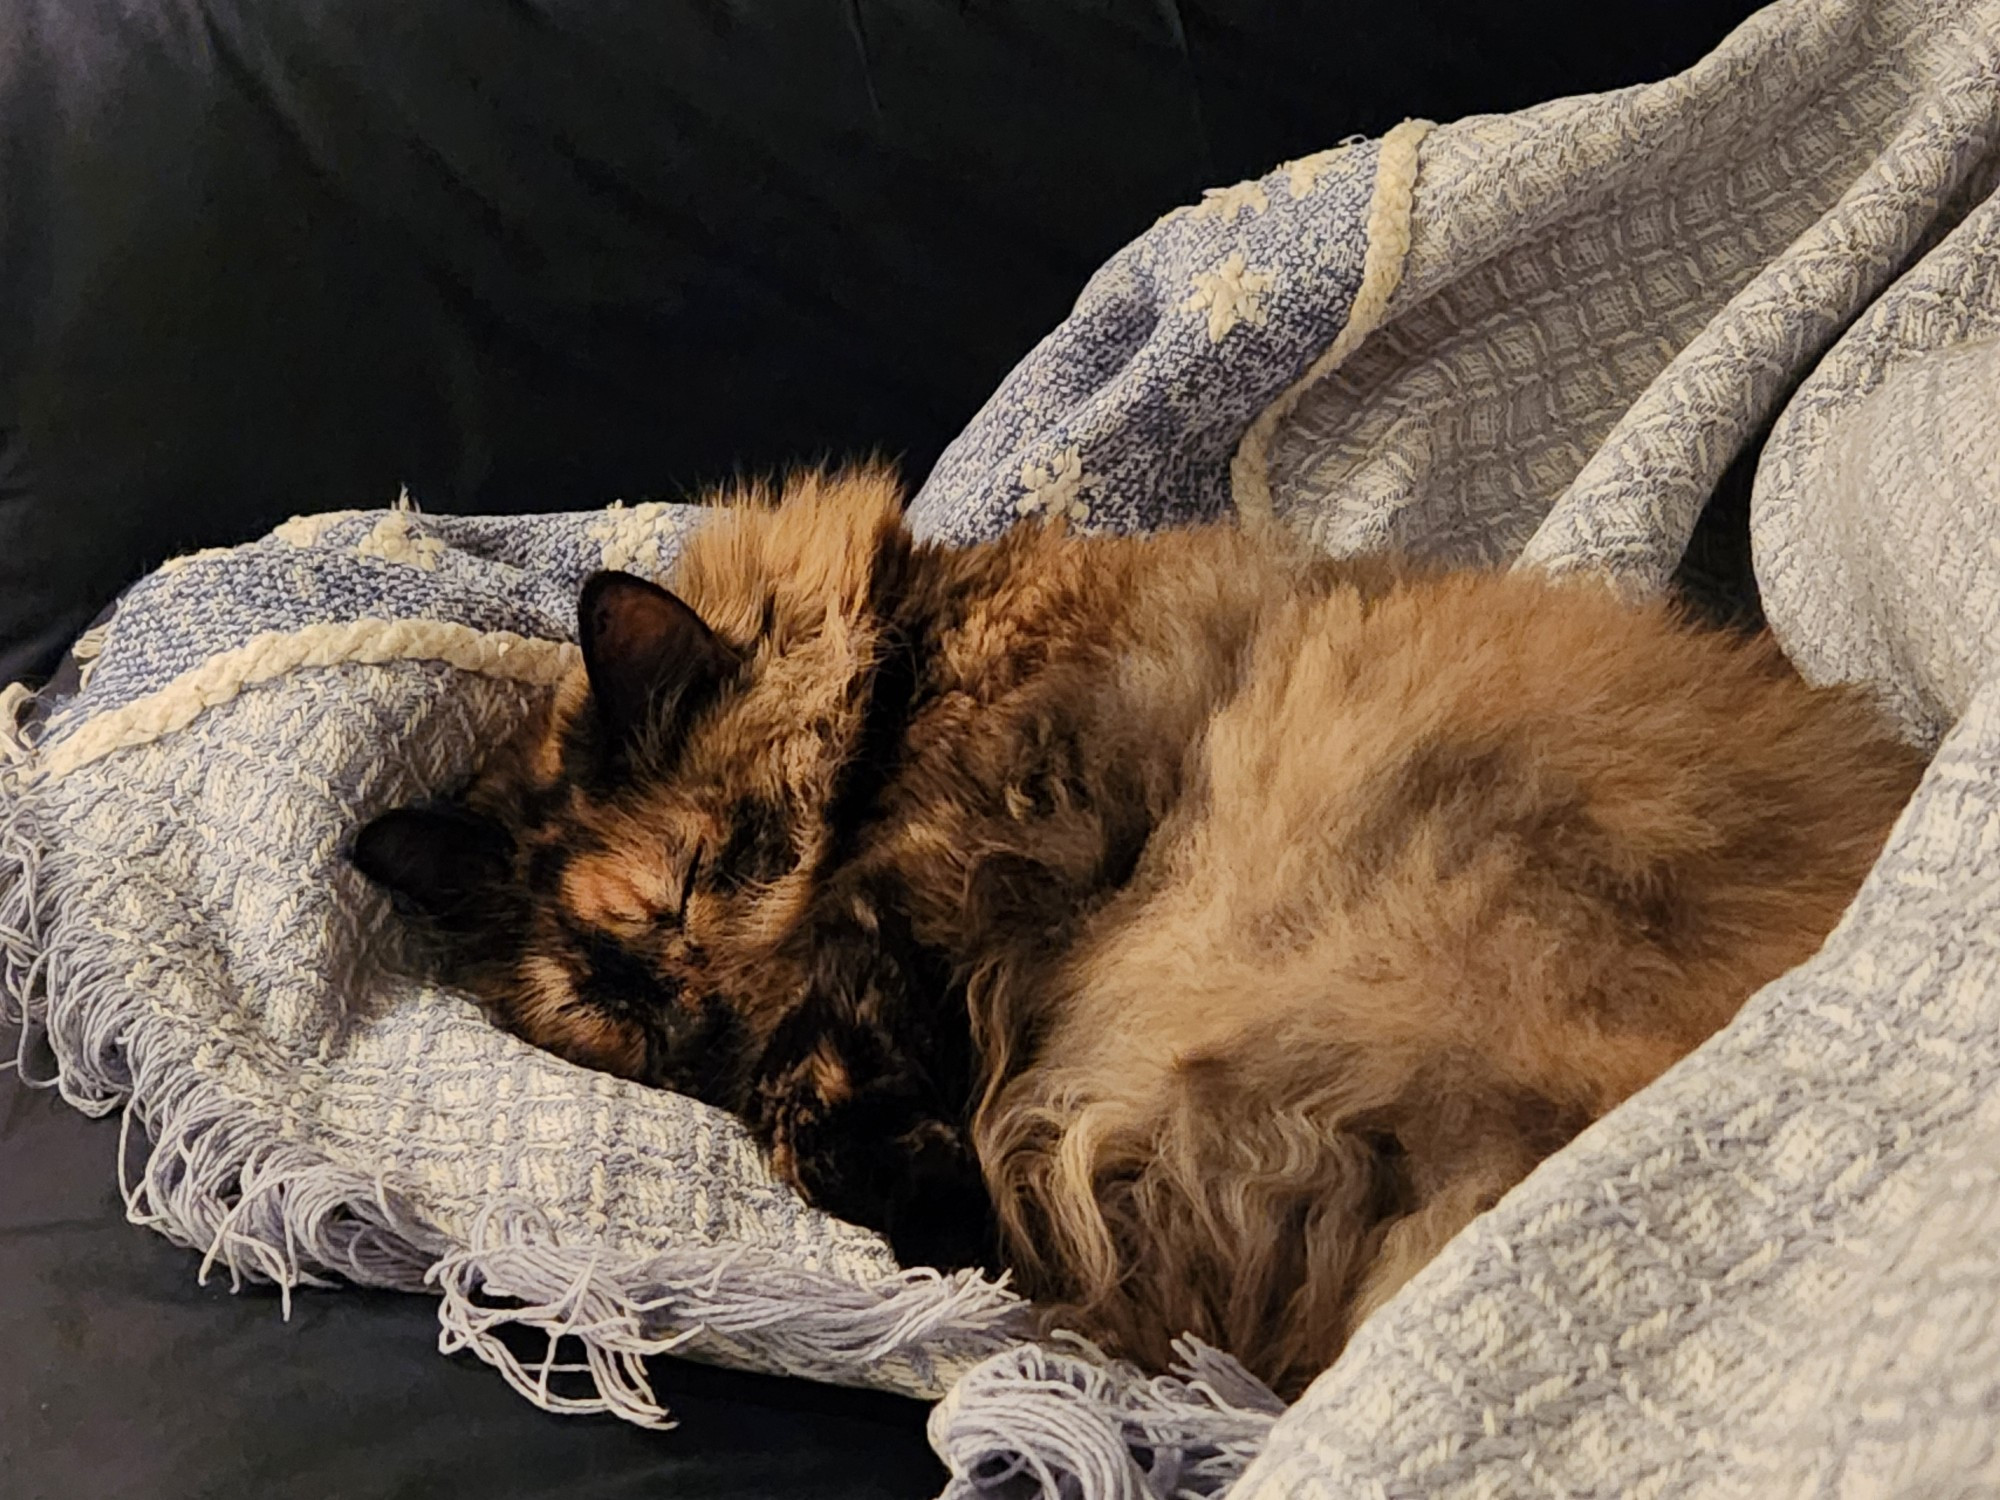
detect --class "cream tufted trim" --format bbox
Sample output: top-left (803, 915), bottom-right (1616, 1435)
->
top-left (40, 620), bottom-right (578, 781)
top-left (1232, 117), bottom-right (1433, 533)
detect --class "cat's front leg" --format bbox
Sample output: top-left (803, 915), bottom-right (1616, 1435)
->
top-left (750, 891), bottom-right (998, 1271)
top-left (758, 1066), bottom-right (996, 1271)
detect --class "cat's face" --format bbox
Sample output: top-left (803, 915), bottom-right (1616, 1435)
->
top-left (353, 476), bottom-right (907, 1106)
top-left (351, 575), bottom-right (791, 1105)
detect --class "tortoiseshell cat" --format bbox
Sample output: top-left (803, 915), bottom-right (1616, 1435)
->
top-left (354, 467), bottom-right (1924, 1396)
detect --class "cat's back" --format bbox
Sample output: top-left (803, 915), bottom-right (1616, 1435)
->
top-left (1050, 566), bottom-right (1925, 1108)
top-left (892, 521), bottom-right (1372, 803)
top-left (975, 558), bottom-right (1925, 1392)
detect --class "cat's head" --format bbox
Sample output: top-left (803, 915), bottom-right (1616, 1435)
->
top-left (351, 468), bottom-right (912, 1109)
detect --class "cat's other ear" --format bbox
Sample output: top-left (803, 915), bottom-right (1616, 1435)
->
top-left (351, 806), bottom-right (515, 926)
top-left (577, 571), bottom-right (739, 747)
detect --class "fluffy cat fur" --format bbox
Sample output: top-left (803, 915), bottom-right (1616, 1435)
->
top-left (353, 466), bottom-right (1925, 1396)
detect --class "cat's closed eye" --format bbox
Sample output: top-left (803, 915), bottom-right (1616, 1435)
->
top-left (677, 846), bottom-right (704, 918)
top-left (711, 799), bottom-right (797, 891)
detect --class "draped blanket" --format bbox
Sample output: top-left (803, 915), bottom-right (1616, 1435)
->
top-left (6, 0), bottom-right (2000, 1494)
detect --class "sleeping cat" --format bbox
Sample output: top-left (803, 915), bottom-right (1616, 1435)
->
top-left (353, 466), bottom-right (1924, 1396)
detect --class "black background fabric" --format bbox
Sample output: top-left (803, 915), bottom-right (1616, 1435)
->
top-left (2, 1), bottom-right (1766, 1495)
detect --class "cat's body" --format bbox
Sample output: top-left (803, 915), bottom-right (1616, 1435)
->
top-left (355, 468), bottom-right (1924, 1395)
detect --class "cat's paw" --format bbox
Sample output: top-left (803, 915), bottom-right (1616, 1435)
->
top-left (768, 1083), bottom-right (998, 1271)
top-left (879, 1121), bottom-right (1002, 1273)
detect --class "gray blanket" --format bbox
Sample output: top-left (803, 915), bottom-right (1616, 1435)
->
top-left (6, 1), bottom-right (2000, 1495)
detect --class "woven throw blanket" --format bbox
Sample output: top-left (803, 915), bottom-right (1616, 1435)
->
top-left (5, 0), bottom-right (1999, 1496)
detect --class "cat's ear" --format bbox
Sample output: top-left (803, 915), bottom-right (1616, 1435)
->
top-left (577, 571), bottom-right (739, 747)
top-left (351, 806), bottom-right (515, 925)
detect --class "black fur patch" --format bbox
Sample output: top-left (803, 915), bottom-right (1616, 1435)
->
top-left (712, 798), bottom-right (796, 890)
top-left (647, 991), bottom-right (754, 1110)
top-left (574, 927), bottom-right (675, 1016)
top-left (817, 533), bottom-right (928, 873)
top-left (525, 841), bottom-right (571, 899)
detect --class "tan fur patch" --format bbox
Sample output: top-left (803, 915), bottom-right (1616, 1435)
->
top-left (559, 849), bottom-right (672, 936)
top-left (970, 562), bottom-right (1923, 1393)
top-left (807, 1041), bottom-right (853, 1105)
